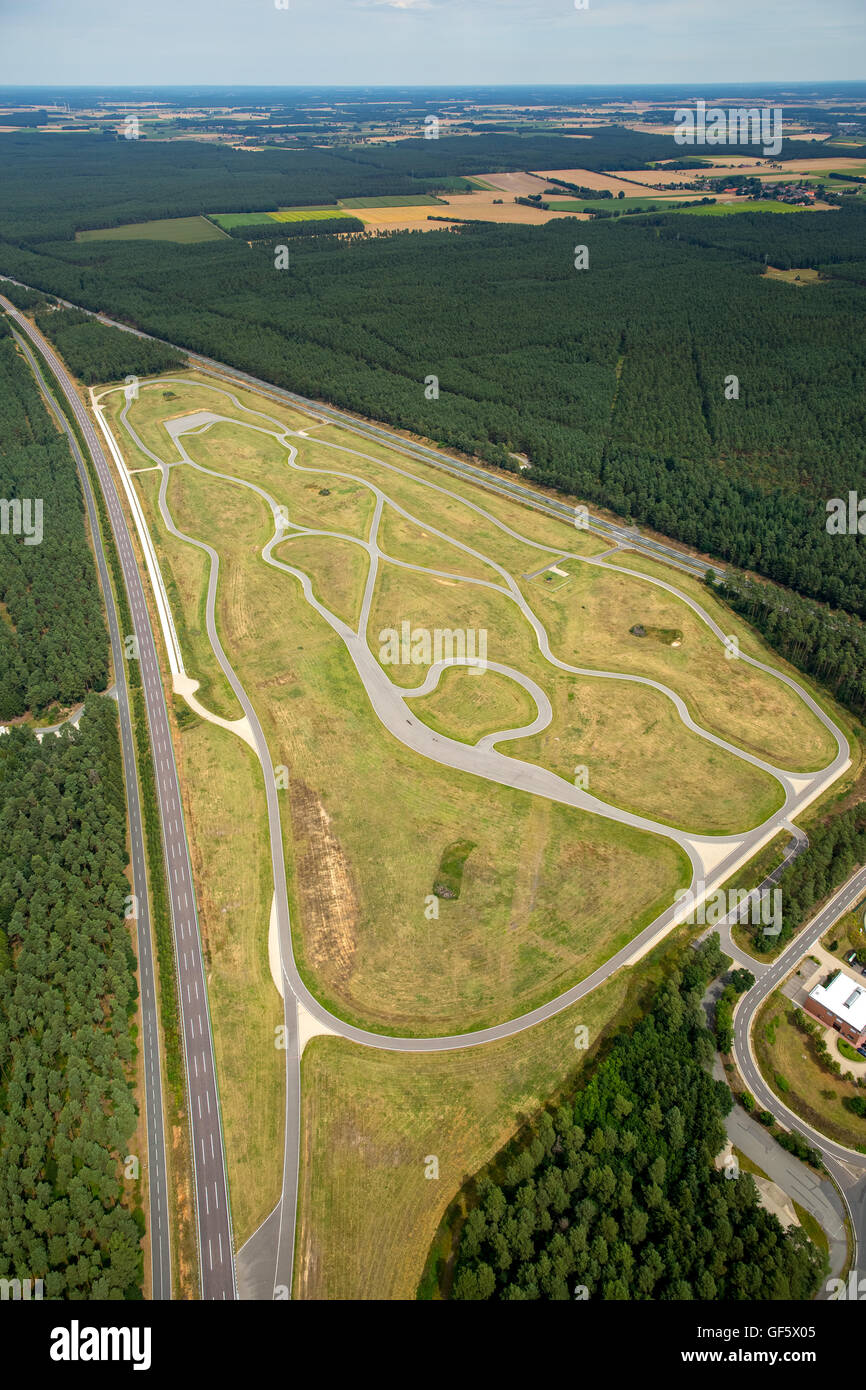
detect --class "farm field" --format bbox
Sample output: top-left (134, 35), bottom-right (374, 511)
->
top-left (210, 207), bottom-right (344, 227)
top-left (548, 196), bottom-right (710, 212)
top-left (76, 214), bottom-right (229, 242)
top-left (669, 199), bottom-right (804, 215)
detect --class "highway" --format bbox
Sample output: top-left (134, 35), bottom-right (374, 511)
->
top-left (732, 865), bottom-right (866, 1274)
top-left (10, 328), bottom-right (172, 1300)
top-left (2, 300), bottom-right (238, 1301)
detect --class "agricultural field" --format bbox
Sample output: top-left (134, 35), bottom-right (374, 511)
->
top-left (339, 194), bottom-right (446, 207)
top-left (76, 214), bottom-right (229, 242)
top-left (210, 207), bottom-right (345, 227)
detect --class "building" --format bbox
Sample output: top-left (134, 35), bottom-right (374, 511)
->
top-left (805, 970), bottom-right (866, 1047)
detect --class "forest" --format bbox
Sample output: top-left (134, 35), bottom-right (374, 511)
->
top-left (0, 319), bottom-right (109, 718)
top-left (711, 571), bottom-right (866, 721)
top-left (0, 698), bottom-right (143, 1298)
top-left (33, 308), bottom-right (185, 385)
top-left (2, 202), bottom-right (864, 618)
top-left (223, 215), bottom-right (365, 240)
top-left (446, 936), bottom-right (825, 1300)
top-left (739, 803), bottom-right (866, 952)
top-left (0, 127), bottom-right (822, 243)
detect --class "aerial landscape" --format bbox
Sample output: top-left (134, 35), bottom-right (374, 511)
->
top-left (1, 0), bottom-right (866, 1361)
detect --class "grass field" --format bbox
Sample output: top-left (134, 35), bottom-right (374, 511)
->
top-left (111, 373), bottom-right (844, 1034)
top-left (114, 378), bottom-right (694, 1033)
top-left (339, 194), bottom-right (446, 208)
top-left (754, 992), bottom-right (866, 1152)
top-left (673, 200), bottom-right (804, 216)
top-left (76, 215), bottom-right (229, 242)
top-left (412, 665), bottom-right (538, 744)
top-left (548, 196), bottom-right (706, 213)
top-left (294, 924), bottom-right (691, 1299)
top-left (210, 207), bottom-right (343, 227)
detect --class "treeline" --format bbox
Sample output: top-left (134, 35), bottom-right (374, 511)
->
top-left (739, 804), bottom-right (866, 952)
top-left (3, 199), bottom-right (866, 617)
top-left (223, 215), bottom-right (365, 240)
top-left (0, 325), bottom-right (108, 717)
top-left (447, 936), bottom-right (824, 1300)
top-left (711, 572), bottom-right (866, 720)
top-left (0, 698), bottom-right (143, 1298)
top-left (0, 280), bottom-right (53, 310)
top-left (34, 308), bottom-right (184, 384)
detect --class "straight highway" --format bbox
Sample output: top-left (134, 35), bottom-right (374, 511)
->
top-left (11, 327), bottom-right (173, 1301)
top-left (2, 299), bottom-right (238, 1301)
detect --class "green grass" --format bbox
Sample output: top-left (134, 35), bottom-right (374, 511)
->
top-left (338, 195), bottom-right (445, 208)
top-left (754, 993), bottom-right (866, 1150)
top-left (668, 200), bottom-right (804, 216)
top-left (269, 207), bottom-right (349, 222)
top-left (838, 1038), bottom-right (862, 1063)
top-left (548, 196), bottom-right (706, 213)
top-left (793, 1202), bottom-right (829, 1258)
top-left (76, 215), bottom-right (229, 243)
top-left (432, 840), bottom-right (476, 900)
top-left (210, 207), bottom-right (344, 228)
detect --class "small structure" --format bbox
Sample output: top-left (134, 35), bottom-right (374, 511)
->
top-left (805, 970), bottom-right (866, 1047)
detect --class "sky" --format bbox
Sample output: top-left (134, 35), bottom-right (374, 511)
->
top-left (0, 0), bottom-right (863, 87)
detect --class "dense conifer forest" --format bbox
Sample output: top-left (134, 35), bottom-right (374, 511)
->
top-left (1, 200), bottom-right (863, 619)
top-left (0, 319), bottom-right (108, 718)
top-left (0, 698), bottom-right (142, 1298)
top-left (33, 308), bottom-right (185, 385)
top-left (447, 938), bottom-right (825, 1300)
top-left (711, 571), bottom-right (866, 721)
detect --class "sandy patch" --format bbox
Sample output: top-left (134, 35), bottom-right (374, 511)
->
top-left (535, 167), bottom-right (658, 196)
top-left (473, 170), bottom-right (552, 196)
top-left (289, 778), bottom-right (358, 991)
top-left (355, 205), bottom-right (440, 227)
top-left (438, 192), bottom-right (588, 224)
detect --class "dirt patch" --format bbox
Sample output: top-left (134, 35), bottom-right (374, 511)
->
top-left (290, 777), bottom-right (358, 990)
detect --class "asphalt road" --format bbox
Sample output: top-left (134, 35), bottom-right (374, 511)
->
top-left (10, 329), bottom-right (172, 1301)
top-left (733, 865), bottom-right (866, 1272)
top-left (3, 302), bottom-right (238, 1301)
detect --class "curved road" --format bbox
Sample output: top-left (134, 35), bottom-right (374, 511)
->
top-left (100, 374), bottom-right (853, 1297)
top-left (732, 865), bottom-right (866, 1274)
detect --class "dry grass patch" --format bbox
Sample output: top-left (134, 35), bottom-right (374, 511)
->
top-left (754, 992), bottom-right (866, 1153)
